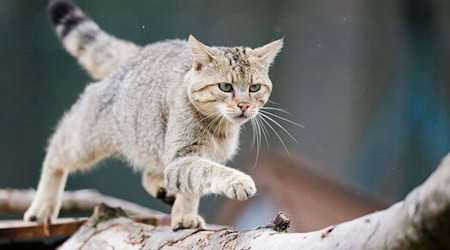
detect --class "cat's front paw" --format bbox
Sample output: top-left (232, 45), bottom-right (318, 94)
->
top-left (223, 173), bottom-right (257, 200)
top-left (24, 200), bottom-right (58, 224)
top-left (171, 213), bottom-right (205, 231)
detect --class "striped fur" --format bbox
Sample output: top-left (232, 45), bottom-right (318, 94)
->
top-left (48, 0), bottom-right (139, 79)
top-left (25, 0), bottom-right (283, 230)
top-left (165, 157), bottom-right (256, 200)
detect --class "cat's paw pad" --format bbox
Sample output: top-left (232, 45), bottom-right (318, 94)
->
top-left (24, 201), bottom-right (56, 224)
top-left (224, 174), bottom-right (257, 200)
top-left (156, 187), bottom-right (176, 207)
top-left (171, 214), bottom-right (205, 231)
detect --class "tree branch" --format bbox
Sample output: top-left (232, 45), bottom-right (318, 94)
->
top-left (58, 153), bottom-right (450, 250)
top-left (0, 190), bottom-right (170, 240)
top-left (0, 189), bottom-right (164, 216)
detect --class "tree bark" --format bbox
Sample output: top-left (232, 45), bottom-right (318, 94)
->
top-left (0, 189), bottom-right (163, 216)
top-left (56, 153), bottom-right (450, 250)
top-left (0, 189), bottom-right (170, 240)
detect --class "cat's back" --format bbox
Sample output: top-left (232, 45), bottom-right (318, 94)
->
top-left (111, 39), bottom-right (193, 167)
top-left (113, 39), bottom-right (192, 100)
top-left (114, 38), bottom-right (193, 115)
top-left (139, 39), bottom-right (192, 80)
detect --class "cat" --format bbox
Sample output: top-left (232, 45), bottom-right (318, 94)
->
top-left (24, 0), bottom-right (283, 230)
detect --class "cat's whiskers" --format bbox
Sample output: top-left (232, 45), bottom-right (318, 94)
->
top-left (259, 112), bottom-right (298, 143)
top-left (267, 100), bottom-right (280, 105)
top-left (194, 111), bottom-right (220, 128)
top-left (254, 116), bottom-right (262, 166)
top-left (259, 109), bottom-right (305, 128)
top-left (249, 112), bottom-right (273, 167)
top-left (212, 115), bottom-right (226, 138)
top-left (257, 113), bottom-right (291, 156)
top-left (224, 114), bottom-right (230, 136)
top-left (250, 119), bottom-right (256, 149)
top-left (199, 113), bottom-right (223, 140)
top-left (261, 106), bottom-right (290, 114)
top-left (195, 111), bottom-right (220, 141)
top-left (249, 104), bottom-right (303, 161)
top-left (256, 115), bottom-right (270, 148)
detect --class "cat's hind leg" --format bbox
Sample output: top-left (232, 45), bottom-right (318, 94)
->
top-left (23, 149), bottom-right (69, 224)
top-left (24, 87), bottom-right (115, 223)
top-left (24, 128), bottom-right (113, 223)
top-left (142, 170), bottom-right (175, 206)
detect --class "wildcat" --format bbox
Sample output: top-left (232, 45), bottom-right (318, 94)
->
top-left (24, 0), bottom-right (282, 230)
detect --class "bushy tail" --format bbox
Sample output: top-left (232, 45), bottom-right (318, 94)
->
top-left (48, 0), bottom-right (139, 80)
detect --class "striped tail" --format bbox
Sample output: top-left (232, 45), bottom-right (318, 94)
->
top-left (48, 0), bottom-right (139, 80)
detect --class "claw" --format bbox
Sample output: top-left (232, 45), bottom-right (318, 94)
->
top-left (173, 224), bottom-right (182, 231)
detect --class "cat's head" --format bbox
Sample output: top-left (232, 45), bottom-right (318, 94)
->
top-left (187, 35), bottom-right (283, 125)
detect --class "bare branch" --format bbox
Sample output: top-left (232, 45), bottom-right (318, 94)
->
top-left (57, 153), bottom-right (450, 250)
top-left (0, 188), bottom-right (164, 216)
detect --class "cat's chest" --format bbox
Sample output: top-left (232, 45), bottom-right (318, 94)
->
top-left (202, 132), bottom-right (240, 163)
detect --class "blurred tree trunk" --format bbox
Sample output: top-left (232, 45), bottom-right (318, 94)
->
top-left (59, 153), bottom-right (450, 250)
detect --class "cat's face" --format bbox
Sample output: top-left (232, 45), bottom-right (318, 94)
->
top-left (187, 35), bottom-right (283, 125)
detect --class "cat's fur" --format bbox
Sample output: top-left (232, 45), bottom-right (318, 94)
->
top-left (25, 0), bottom-right (282, 230)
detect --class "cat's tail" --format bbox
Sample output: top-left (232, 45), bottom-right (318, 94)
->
top-left (48, 0), bottom-right (139, 80)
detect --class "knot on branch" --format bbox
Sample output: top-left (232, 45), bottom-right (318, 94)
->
top-left (92, 203), bottom-right (128, 226)
top-left (270, 212), bottom-right (290, 233)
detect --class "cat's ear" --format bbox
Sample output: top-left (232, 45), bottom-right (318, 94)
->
top-left (188, 35), bottom-right (216, 71)
top-left (252, 38), bottom-right (284, 66)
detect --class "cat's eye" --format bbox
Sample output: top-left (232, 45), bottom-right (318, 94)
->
top-left (218, 82), bottom-right (233, 92)
top-left (249, 84), bottom-right (261, 92)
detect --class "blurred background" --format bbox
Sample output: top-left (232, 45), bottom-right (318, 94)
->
top-left (1, 0), bottom-right (449, 232)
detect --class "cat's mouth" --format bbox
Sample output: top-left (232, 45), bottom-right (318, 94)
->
top-left (234, 114), bottom-right (248, 120)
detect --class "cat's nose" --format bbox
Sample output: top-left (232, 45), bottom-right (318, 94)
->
top-left (237, 102), bottom-right (249, 112)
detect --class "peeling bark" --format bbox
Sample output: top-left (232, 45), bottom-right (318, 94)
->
top-left (56, 153), bottom-right (450, 249)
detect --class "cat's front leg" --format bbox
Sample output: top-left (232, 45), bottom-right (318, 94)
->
top-left (170, 193), bottom-right (205, 230)
top-left (164, 156), bottom-right (257, 200)
top-left (164, 156), bottom-right (255, 230)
